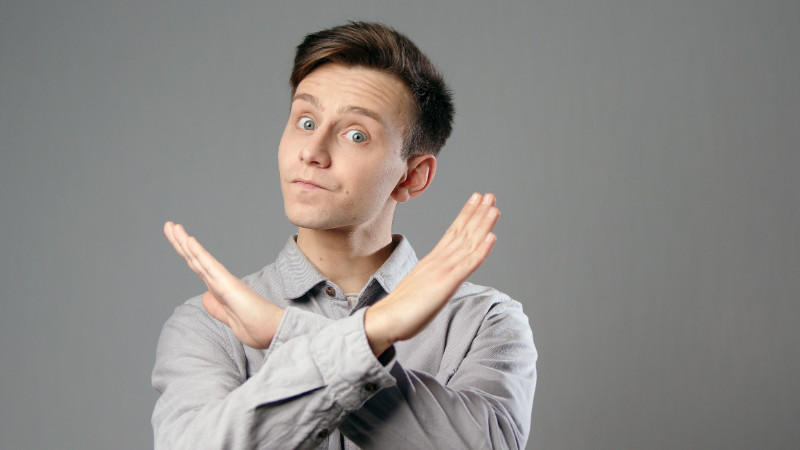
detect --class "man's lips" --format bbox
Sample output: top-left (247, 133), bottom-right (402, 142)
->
top-left (292, 178), bottom-right (328, 190)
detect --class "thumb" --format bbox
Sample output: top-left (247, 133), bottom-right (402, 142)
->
top-left (201, 291), bottom-right (229, 325)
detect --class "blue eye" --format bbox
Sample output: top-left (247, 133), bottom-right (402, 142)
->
top-left (297, 117), bottom-right (315, 130)
top-left (344, 130), bottom-right (367, 143)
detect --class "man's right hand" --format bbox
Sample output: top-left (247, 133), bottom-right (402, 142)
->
top-left (364, 193), bottom-right (500, 356)
top-left (164, 222), bottom-right (284, 349)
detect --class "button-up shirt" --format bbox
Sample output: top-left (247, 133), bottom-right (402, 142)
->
top-left (152, 236), bottom-right (537, 449)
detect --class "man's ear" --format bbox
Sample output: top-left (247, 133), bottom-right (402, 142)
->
top-left (391, 154), bottom-right (437, 203)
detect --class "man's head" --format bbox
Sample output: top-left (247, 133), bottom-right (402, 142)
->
top-left (279, 23), bottom-right (451, 234)
top-left (290, 21), bottom-right (454, 159)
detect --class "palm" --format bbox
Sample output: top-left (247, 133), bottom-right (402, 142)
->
top-left (164, 222), bottom-right (283, 349)
top-left (365, 193), bottom-right (499, 354)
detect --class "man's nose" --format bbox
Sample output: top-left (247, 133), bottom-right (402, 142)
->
top-left (299, 130), bottom-right (331, 168)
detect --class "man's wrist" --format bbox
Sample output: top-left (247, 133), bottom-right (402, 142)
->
top-left (364, 305), bottom-right (394, 357)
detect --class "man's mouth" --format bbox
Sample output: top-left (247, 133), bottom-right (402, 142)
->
top-left (292, 178), bottom-right (327, 190)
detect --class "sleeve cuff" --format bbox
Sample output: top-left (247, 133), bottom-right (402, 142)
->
top-left (271, 306), bottom-right (335, 350)
top-left (310, 308), bottom-right (397, 411)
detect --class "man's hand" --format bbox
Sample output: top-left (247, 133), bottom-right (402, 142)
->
top-left (364, 193), bottom-right (500, 356)
top-left (164, 192), bottom-right (498, 354)
top-left (164, 222), bottom-right (284, 349)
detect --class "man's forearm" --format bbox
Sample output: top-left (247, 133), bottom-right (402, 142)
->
top-left (364, 193), bottom-right (500, 356)
top-left (154, 292), bottom-right (536, 450)
top-left (152, 303), bottom-right (394, 449)
top-left (344, 300), bottom-right (537, 450)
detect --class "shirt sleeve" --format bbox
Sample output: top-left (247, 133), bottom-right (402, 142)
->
top-left (151, 301), bottom-right (394, 450)
top-left (152, 296), bottom-right (536, 450)
top-left (338, 300), bottom-right (538, 450)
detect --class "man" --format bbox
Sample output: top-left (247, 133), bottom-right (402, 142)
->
top-left (153, 22), bottom-right (536, 449)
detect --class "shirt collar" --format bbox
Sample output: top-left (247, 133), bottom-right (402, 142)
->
top-left (275, 235), bottom-right (418, 301)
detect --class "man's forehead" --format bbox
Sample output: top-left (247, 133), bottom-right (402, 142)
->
top-left (293, 64), bottom-right (412, 120)
top-left (292, 92), bottom-right (387, 127)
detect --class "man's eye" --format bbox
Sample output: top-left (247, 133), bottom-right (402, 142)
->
top-left (297, 117), bottom-right (316, 130)
top-left (344, 130), bottom-right (367, 143)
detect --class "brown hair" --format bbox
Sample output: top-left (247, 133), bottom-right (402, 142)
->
top-left (290, 21), bottom-right (454, 158)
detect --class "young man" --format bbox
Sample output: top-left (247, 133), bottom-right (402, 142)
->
top-left (153, 22), bottom-right (537, 449)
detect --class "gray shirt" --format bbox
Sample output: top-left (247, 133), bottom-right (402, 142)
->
top-left (152, 236), bottom-right (537, 449)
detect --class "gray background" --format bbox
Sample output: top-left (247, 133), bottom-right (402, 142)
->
top-left (1, 0), bottom-right (798, 449)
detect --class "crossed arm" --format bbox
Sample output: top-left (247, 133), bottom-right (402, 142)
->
top-left (163, 192), bottom-right (500, 356)
top-left (155, 193), bottom-right (535, 448)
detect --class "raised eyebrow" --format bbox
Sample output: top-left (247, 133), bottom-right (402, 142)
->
top-left (340, 105), bottom-right (385, 127)
top-left (291, 92), bottom-right (385, 127)
top-left (292, 93), bottom-right (320, 109)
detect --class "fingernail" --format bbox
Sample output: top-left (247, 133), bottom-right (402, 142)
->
top-left (481, 193), bottom-right (493, 204)
top-left (468, 193), bottom-right (480, 204)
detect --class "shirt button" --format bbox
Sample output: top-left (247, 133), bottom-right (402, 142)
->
top-left (364, 382), bottom-right (378, 392)
top-left (325, 286), bottom-right (336, 297)
top-left (317, 429), bottom-right (329, 439)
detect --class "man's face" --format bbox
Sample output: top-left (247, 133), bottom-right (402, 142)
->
top-left (278, 63), bottom-right (412, 232)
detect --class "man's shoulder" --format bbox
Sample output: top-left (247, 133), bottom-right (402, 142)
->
top-left (436, 281), bottom-right (530, 335)
top-left (450, 281), bottom-right (522, 313)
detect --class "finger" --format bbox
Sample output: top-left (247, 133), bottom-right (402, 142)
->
top-left (443, 193), bottom-right (496, 249)
top-left (172, 224), bottom-right (219, 287)
top-left (171, 224), bottom-right (205, 275)
top-left (438, 193), bottom-right (483, 247)
top-left (453, 231), bottom-right (498, 279)
top-left (164, 221), bottom-right (190, 261)
top-left (173, 227), bottom-right (238, 302)
top-left (434, 193), bottom-right (495, 256)
top-left (174, 225), bottom-right (236, 287)
top-left (473, 205), bottom-right (500, 242)
top-left (167, 222), bottom-right (214, 283)
top-left (185, 235), bottom-right (233, 283)
top-left (166, 222), bottom-right (218, 288)
top-left (462, 193), bottom-right (499, 240)
top-left (466, 193), bottom-right (496, 228)
top-left (469, 196), bottom-right (501, 239)
top-left (473, 231), bottom-right (498, 265)
top-left (452, 193), bottom-right (483, 227)
top-left (458, 193), bottom-right (495, 233)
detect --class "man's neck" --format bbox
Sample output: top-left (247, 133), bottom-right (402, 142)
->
top-left (296, 227), bottom-right (397, 294)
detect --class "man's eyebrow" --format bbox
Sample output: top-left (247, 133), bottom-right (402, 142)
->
top-left (292, 92), bottom-right (386, 127)
top-left (340, 105), bottom-right (385, 127)
top-left (292, 93), bottom-right (321, 108)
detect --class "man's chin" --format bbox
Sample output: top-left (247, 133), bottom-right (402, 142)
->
top-left (285, 213), bottom-right (339, 231)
